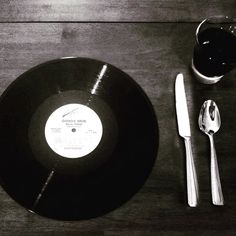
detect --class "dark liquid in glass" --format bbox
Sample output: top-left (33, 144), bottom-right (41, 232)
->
top-left (193, 27), bottom-right (236, 77)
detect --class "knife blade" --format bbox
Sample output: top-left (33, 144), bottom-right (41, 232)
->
top-left (175, 73), bottom-right (199, 207)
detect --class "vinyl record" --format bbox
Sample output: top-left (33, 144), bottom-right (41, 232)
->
top-left (0, 57), bottom-right (159, 220)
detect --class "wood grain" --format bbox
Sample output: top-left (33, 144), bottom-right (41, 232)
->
top-left (0, 22), bottom-right (236, 235)
top-left (0, 0), bottom-right (235, 22)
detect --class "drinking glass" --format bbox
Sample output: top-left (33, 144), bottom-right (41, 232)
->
top-left (192, 16), bottom-right (236, 84)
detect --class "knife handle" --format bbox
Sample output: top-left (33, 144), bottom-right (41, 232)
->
top-left (184, 137), bottom-right (199, 207)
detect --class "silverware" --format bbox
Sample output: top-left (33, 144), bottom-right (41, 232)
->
top-left (198, 100), bottom-right (224, 205)
top-left (175, 73), bottom-right (199, 207)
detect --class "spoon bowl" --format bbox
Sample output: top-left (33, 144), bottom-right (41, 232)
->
top-left (198, 100), bottom-right (224, 206)
top-left (199, 100), bottom-right (221, 136)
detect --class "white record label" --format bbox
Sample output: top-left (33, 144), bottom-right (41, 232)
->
top-left (45, 104), bottom-right (103, 158)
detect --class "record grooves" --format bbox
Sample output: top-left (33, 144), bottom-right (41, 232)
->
top-left (0, 57), bottom-right (159, 220)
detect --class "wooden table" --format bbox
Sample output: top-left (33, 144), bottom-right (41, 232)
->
top-left (0, 1), bottom-right (235, 235)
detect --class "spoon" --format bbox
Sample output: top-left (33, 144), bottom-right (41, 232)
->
top-left (198, 100), bottom-right (224, 205)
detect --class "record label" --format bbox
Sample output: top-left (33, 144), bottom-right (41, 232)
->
top-left (44, 103), bottom-right (103, 158)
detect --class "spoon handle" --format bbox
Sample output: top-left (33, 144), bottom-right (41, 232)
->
top-left (184, 137), bottom-right (199, 207)
top-left (209, 135), bottom-right (224, 205)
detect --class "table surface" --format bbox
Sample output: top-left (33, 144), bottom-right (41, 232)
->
top-left (0, 1), bottom-right (236, 235)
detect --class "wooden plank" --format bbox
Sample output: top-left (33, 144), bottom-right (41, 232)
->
top-left (0, 0), bottom-right (235, 22)
top-left (0, 23), bottom-right (236, 235)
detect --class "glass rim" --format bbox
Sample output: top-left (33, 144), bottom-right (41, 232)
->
top-left (195, 15), bottom-right (236, 44)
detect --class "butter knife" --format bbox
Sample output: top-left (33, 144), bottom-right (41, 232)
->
top-left (175, 73), bottom-right (199, 207)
